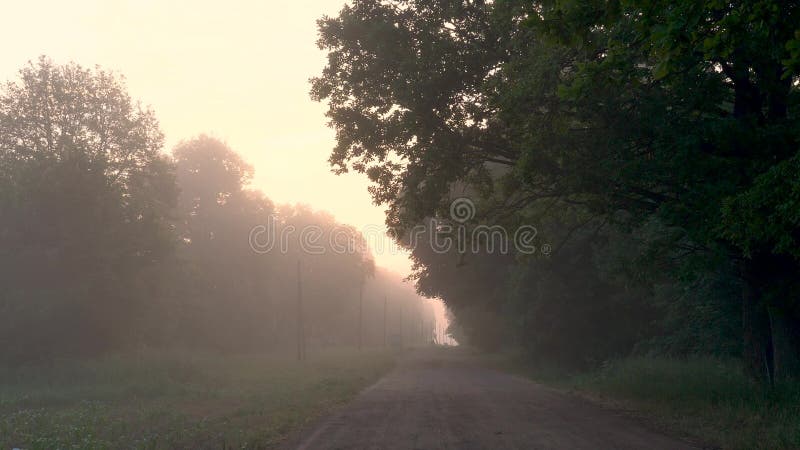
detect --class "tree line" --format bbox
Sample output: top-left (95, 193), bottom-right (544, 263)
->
top-left (313, 0), bottom-right (800, 383)
top-left (0, 57), bottom-right (434, 364)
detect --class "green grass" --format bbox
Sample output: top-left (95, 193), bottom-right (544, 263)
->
top-left (498, 354), bottom-right (800, 450)
top-left (0, 348), bottom-right (395, 449)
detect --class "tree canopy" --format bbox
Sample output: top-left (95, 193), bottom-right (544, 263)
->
top-left (315, 0), bottom-right (800, 380)
top-left (0, 58), bottom-right (433, 362)
top-left (0, 57), bottom-right (176, 359)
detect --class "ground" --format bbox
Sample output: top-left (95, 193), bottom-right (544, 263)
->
top-left (0, 348), bottom-right (394, 449)
top-left (288, 347), bottom-right (698, 450)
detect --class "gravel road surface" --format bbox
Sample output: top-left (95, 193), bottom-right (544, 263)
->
top-left (291, 348), bottom-right (698, 450)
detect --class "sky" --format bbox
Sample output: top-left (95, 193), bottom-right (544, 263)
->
top-left (0, 0), bottom-right (415, 276)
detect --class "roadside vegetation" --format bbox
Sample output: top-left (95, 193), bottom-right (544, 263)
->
top-left (315, 3), bottom-right (800, 448)
top-left (314, 0), bottom-right (800, 378)
top-left (492, 353), bottom-right (800, 450)
top-left (0, 59), bottom-right (435, 367)
top-left (0, 348), bottom-right (394, 449)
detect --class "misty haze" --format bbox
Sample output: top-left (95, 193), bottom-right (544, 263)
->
top-left (1, 1), bottom-right (799, 449)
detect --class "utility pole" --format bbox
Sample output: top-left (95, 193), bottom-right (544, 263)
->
top-left (358, 281), bottom-right (363, 351)
top-left (399, 304), bottom-right (403, 348)
top-left (420, 315), bottom-right (424, 344)
top-left (383, 295), bottom-right (387, 347)
top-left (296, 260), bottom-right (306, 361)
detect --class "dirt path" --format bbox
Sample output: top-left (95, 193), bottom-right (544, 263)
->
top-left (290, 348), bottom-right (697, 450)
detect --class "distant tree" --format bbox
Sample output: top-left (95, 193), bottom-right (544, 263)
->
top-left (171, 136), bottom-right (380, 350)
top-left (280, 204), bottom-right (376, 345)
top-left (171, 136), bottom-right (276, 350)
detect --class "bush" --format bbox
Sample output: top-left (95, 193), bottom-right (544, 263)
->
top-left (568, 356), bottom-right (800, 450)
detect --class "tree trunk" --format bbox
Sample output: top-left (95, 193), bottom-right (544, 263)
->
top-left (769, 308), bottom-right (800, 381)
top-left (739, 252), bottom-right (800, 383)
top-left (741, 259), bottom-right (774, 385)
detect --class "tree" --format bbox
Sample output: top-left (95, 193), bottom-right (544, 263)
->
top-left (314, 1), bottom-right (800, 381)
top-left (528, 0), bottom-right (800, 382)
top-left (0, 57), bottom-right (176, 360)
top-left (312, 0), bottom-right (526, 232)
top-left (170, 135), bottom-right (381, 350)
top-left (171, 136), bottom-right (277, 350)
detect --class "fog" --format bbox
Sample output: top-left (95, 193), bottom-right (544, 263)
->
top-left (1, 1), bottom-right (799, 449)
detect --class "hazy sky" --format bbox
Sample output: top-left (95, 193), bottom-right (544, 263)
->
top-left (0, 0), bottom-right (414, 275)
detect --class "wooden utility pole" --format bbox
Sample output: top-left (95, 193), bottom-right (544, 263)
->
top-left (296, 260), bottom-right (306, 361)
top-left (383, 295), bottom-right (387, 347)
top-left (399, 305), bottom-right (403, 348)
top-left (358, 282), bottom-right (363, 351)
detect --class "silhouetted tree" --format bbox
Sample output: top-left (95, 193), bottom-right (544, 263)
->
top-left (0, 57), bottom-right (176, 361)
top-left (314, 0), bottom-right (800, 381)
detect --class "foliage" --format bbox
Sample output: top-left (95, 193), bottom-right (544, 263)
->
top-left (314, 0), bottom-right (800, 383)
top-left (0, 59), bottom-right (435, 362)
top-left (0, 57), bottom-right (176, 360)
top-left (567, 356), bottom-right (800, 450)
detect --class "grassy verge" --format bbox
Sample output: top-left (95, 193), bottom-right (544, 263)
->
top-left (0, 347), bottom-right (394, 449)
top-left (492, 354), bottom-right (800, 450)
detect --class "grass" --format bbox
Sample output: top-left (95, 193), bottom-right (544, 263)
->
top-left (496, 354), bottom-right (800, 450)
top-left (0, 347), bottom-right (395, 449)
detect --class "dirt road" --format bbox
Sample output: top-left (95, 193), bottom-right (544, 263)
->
top-left (291, 348), bottom-right (697, 450)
